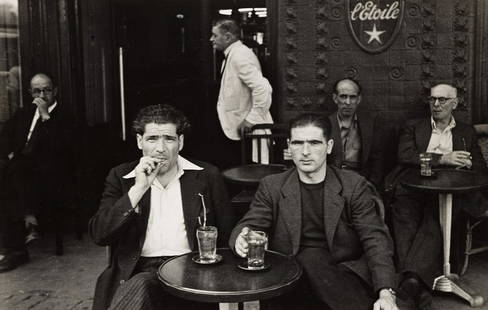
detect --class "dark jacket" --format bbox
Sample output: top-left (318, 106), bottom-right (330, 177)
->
top-left (385, 118), bottom-right (487, 193)
top-left (328, 110), bottom-right (385, 189)
top-left (89, 159), bottom-right (230, 310)
top-left (229, 166), bottom-right (396, 292)
top-left (0, 103), bottom-right (76, 194)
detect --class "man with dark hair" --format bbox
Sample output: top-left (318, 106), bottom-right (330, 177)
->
top-left (89, 104), bottom-right (229, 310)
top-left (389, 84), bottom-right (487, 310)
top-left (229, 113), bottom-right (398, 310)
top-left (210, 18), bottom-right (273, 166)
top-left (328, 78), bottom-right (386, 189)
top-left (0, 73), bottom-right (75, 271)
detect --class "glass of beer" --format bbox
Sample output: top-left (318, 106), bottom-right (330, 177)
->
top-left (247, 230), bottom-right (267, 269)
top-left (419, 152), bottom-right (433, 176)
top-left (196, 226), bottom-right (218, 262)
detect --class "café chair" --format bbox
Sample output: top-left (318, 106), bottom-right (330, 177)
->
top-left (240, 123), bottom-right (289, 165)
top-left (230, 124), bottom-right (289, 225)
top-left (461, 124), bottom-right (488, 275)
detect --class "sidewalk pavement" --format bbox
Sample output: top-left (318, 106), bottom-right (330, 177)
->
top-left (1, 234), bottom-right (488, 310)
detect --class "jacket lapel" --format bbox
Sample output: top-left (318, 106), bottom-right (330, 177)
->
top-left (358, 110), bottom-right (374, 164)
top-left (180, 171), bottom-right (206, 251)
top-left (329, 113), bottom-right (343, 166)
top-left (137, 189), bottom-right (151, 248)
top-left (279, 170), bottom-right (302, 255)
top-left (451, 125), bottom-right (464, 150)
top-left (417, 119), bottom-right (432, 152)
top-left (323, 168), bottom-right (345, 249)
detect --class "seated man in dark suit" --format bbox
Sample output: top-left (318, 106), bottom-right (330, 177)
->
top-left (230, 114), bottom-right (398, 310)
top-left (89, 104), bottom-right (229, 310)
top-left (388, 84), bottom-right (488, 310)
top-left (0, 73), bottom-right (75, 272)
top-left (328, 78), bottom-right (386, 190)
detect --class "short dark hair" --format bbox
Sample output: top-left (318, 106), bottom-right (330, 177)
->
top-left (132, 104), bottom-right (190, 136)
top-left (332, 78), bottom-right (362, 95)
top-left (289, 113), bottom-right (332, 140)
top-left (213, 18), bottom-right (241, 39)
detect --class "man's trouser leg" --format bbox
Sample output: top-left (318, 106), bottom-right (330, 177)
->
top-left (391, 185), bottom-right (441, 287)
top-left (295, 247), bottom-right (375, 310)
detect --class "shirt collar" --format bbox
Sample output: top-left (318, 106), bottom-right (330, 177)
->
top-left (223, 40), bottom-right (241, 58)
top-left (123, 155), bottom-right (203, 179)
top-left (337, 113), bottom-right (358, 130)
top-left (430, 116), bottom-right (456, 131)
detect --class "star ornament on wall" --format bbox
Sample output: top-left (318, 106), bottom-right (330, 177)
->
top-left (364, 24), bottom-right (385, 44)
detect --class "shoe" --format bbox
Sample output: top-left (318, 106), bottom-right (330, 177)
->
top-left (399, 275), bottom-right (432, 310)
top-left (0, 250), bottom-right (29, 272)
top-left (25, 224), bottom-right (40, 244)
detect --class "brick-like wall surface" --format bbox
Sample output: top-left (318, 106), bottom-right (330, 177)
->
top-left (277, 0), bottom-right (476, 124)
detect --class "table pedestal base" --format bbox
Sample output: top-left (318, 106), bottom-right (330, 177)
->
top-left (433, 275), bottom-right (484, 307)
top-left (219, 301), bottom-right (259, 310)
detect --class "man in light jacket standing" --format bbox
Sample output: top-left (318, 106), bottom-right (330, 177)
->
top-left (211, 18), bottom-right (273, 166)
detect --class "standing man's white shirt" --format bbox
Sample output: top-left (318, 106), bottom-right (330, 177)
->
top-left (123, 156), bottom-right (203, 257)
top-left (217, 40), bottom-right (273, 162)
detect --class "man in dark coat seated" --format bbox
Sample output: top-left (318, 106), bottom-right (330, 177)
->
top-left (0, 73), bottom-right (76, 271)
top-left (229, 113), bottom-right (398, 310)
top-left (89, 104), bottom-right (229, 310)
top-left (327, 78), bottom-right (386, 190)
top-left (388, 84), bottom-right (488, 310)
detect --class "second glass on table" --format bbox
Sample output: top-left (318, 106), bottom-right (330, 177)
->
top-left (247, 230), bottom-right (268, 269)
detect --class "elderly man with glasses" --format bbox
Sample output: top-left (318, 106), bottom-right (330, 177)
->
top-left (387, 84), bottom-right (487, 310)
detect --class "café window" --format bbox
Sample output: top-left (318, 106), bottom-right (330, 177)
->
top-left (0, 0), bottom-right (22, 126)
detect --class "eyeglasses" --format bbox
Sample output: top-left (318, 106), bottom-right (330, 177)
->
top-left (30, 88), bottom-right (53, 96)
top-left (427, 96), bottom-right (456, 105)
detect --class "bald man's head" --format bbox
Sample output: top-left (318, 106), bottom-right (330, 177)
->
top-left (30, 73), bottom-right (57, 106)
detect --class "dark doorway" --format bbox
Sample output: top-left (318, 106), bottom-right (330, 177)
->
top-left (108, 0), bottom-right (269, 165)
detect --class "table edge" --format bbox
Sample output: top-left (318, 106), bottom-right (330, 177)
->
top-left (158, 250), bottom-right (303, 303)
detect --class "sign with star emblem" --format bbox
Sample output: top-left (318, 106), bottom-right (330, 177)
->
top-left (346, 0), bottom-right (405, 53)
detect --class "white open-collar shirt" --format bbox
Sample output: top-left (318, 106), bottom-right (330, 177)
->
top-left (123, 156), bottom-right (203, 257)
top-left (427, 116), bottom-right (456, 154)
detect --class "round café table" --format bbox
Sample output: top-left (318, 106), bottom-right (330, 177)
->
top-left (158, 248), bottom-right (302, 310)
top-left (401, 168), bottom-right (488, 307)
top-left (222, 164), bottom-right (287, 186)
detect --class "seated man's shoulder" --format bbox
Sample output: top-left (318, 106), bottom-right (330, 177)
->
top-left (261, 168), bottom-right (300, 188)
top-left (109, 160), bottom-right (139, 178)
top-left (330, 166), bottom-right (371, 191)
top-left (185, 158), bottom-right (219, 174)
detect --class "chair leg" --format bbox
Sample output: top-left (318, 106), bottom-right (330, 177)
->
top-left (461, 218), bottom-right (473, 275)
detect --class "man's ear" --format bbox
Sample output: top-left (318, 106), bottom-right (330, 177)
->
top-left (326, 139), bottom-right (334, 154)
top-left (452, 98), bottom-right (458, 110)
top-left (53, 87), bottom-right (58, 97)
top-left (357, 94), bottom-right (362, 105)
top-left (136, 134), bottom-right (143, 150)
top-left (178, 135), bottom-right (184, 152)
top-left (332, 93), bottom-right (339, 105)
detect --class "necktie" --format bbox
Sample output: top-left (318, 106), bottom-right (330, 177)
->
top-left (220, 56), bottom-right (227, 75)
